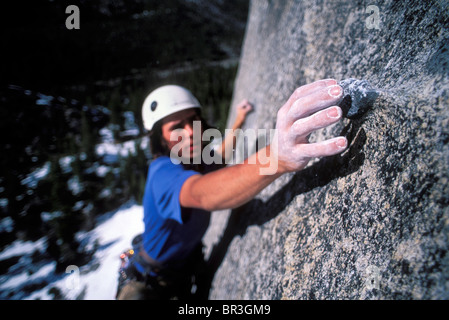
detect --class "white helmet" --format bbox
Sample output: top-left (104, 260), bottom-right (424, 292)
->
top-left (142, 85), bottom-right (201, 131)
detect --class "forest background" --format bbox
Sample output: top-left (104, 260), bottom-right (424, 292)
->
top-left (0, 0), bottom-right (249, 274)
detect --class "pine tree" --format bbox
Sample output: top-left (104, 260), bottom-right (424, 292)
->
top-left (80, 109), bottom-right (96, 162)
top-left (109, 88), bottom-right (123, 142)
top-left (46, 157), bottom-right (83, 268)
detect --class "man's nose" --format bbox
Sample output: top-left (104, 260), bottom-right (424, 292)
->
top-left (184, 122), bottom-right (194, 136)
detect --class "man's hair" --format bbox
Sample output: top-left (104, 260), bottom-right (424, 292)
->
top-left (149, 120), bottom-right (168, 159)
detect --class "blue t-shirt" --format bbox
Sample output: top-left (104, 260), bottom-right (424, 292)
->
top-left (141, 156), bottom-right (212, 268)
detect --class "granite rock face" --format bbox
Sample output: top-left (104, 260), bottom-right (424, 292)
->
top-left (206, 0), bottom-right (449, 299)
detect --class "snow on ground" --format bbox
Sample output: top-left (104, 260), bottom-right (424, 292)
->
top-left (0, 203), bottom-right (144, 300)
top-left (74, 203), bottom-right (144, 300)
top-left (0, 238), bottom-right (47, 261)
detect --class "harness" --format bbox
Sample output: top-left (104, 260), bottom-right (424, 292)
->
top-left (116, 234), bottom-right (207, 299)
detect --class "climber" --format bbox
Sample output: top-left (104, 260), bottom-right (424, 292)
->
top-left (116, 79), bottom-right (348, 300)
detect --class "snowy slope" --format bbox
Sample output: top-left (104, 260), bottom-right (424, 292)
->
top-left (0, 203), bottom-right (144, 300)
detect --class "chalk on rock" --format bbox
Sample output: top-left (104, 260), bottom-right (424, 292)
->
top-left (338, 78), bottom-right (379, 119)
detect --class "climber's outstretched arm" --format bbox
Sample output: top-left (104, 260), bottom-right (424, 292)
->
top-left (180, 79), bottom-right (348, 211)
top-left (217, 99), bottom-right (253, 163)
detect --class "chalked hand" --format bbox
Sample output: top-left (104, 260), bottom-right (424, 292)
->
top-left (234, 99), bottom-right (253, 127)
top-left (237, 99), bottom-right (253, 114)
top-left (272, 79), bottom-right (348, 173)
top-left (236, 99), bottom-right (253, 120)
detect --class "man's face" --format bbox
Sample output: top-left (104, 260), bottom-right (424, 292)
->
top-left (161, 108), bottom-right (202, 161)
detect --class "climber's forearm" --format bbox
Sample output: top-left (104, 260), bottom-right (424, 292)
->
top-left (181, 80), bottom-right (349, 212)
top-left (180, 145), bottom-right (282, 211)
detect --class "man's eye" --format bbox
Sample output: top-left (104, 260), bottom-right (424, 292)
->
top-left (170, 123), bottom-right (183, 130)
